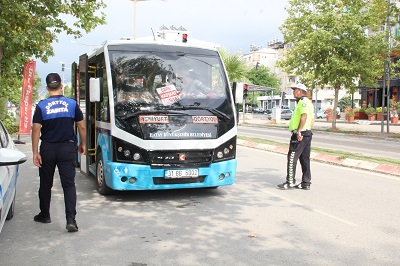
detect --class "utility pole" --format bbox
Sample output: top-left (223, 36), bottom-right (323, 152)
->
top-left (130, 0), bottom-right (147, 40)
top-left (382, 0), bottom-right (392, 133)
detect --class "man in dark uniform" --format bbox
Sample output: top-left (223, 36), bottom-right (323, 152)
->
top-left (32, 73), bottom-right (86, 232)
top-left (278, 83), bottom-right (314, 190)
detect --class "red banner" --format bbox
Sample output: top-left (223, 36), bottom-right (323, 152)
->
top-left (18, 60), bottom-right (36, 135)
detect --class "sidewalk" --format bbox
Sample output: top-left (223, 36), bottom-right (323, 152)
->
top-left (238, 114), bottom-right (400, 177)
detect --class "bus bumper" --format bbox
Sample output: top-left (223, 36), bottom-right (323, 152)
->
top-left (103, 159), bottom-right (237, 190)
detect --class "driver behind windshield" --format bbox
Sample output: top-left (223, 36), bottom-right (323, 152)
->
top-left (176, 68), bottom-right (216, 98)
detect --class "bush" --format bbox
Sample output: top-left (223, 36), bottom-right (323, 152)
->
top-left (324, 107), bottom-right (334, 115)
top-left (390, 99), bottom-right (399, 117)
top-left (357, 107), bottom-right (366, 113)
top-left (338, 96), bottom-right (352, 112)
top-left (376, 106), bottom-right (387, 113)
top-left (364, 104), bottom-right (377, 115)
top-left (2, 112), bottom-right (19, 135)
top-left (345, 106), bottom-right (355, 117)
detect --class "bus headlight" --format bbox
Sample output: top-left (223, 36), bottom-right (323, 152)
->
top-left (223, 147), bottom-right (230, 155)
top-left (212, 137), bottom-right (236, 162)
top-left (114, 138), bottom-right (148, 164)
top-left (124, 150), bottom-right (131, 157)
top-left (133, 153), bottom-right (141, 161)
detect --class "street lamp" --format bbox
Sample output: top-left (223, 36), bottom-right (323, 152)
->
top-left (130, 0), bottom-right (148, 40)
top-left (382, 0), bottom-right (392, 133)
top-left (59, 62), bottom-right (70, 83)
top-left (59, 61), bottom-right (71, 96)
top-left (130, 0), bottom-right (167, 40)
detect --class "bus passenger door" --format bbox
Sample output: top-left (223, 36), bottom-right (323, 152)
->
top-left (77, 53), bottom-right (109, 176)
top-left (77, 54), bottom-right (92, 174)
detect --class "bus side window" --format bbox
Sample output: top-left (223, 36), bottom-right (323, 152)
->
top-left (101, 84), bottom-right (110, 122)
top-left (99, 54), bottom-right (110, 122)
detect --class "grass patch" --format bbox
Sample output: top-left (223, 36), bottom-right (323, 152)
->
top-left (238, 135), bottom-right (400, 167)
top-left (242, 122), bottom-right (400, 139)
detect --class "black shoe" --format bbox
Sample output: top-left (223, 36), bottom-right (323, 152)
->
top-left (34, 213), bottom-right (51, 223)
top-left (66, 217), bottom-right (78, 232)
top-left (295, 183), bottom-right (310, 190)
top-left (278, 181), bottom-right (296, 190)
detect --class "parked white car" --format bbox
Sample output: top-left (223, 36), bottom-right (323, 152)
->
top-left (317, 109), bottom-right (327, 119)
top-left (0, 120), bottom-right (27, 233)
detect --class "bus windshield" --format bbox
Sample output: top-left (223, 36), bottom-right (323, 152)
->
top-left (109, 47), bottom-right (233, 121)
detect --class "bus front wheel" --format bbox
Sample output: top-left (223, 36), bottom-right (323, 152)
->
top-left (96, 151), bottom-right (113, 195)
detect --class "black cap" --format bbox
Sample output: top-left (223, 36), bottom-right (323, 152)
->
top-left (46, 73), bottom-right (62, 89)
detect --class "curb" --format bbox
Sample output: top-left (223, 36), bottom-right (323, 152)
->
top-left (237, 139), bottom-right (400, 177)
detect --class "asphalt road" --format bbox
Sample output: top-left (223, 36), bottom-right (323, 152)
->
top-left (238, 124), bottom-right (400, 160)
top-left (1, 143), bottom-right (399, 265)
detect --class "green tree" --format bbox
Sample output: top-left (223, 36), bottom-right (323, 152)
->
top-left (2, 71), bottom-right (42, 133)
top-left (63, 83), bottom-right (73, 98)
top-left (218, 48), bottom-right (250, 111)
top-left (0, 73), bottom-right (20, 118)
top-left (245, 65), bottom-right (281, 106)
top-left (338, 96), bottom-right (352, 112)
top-left (278, 0), bottom-right (391, 130)
top-left (218, 48), bottom-right (249, 83)
top-left (0, 0), bottom-right (106, 115)
top-left (247, 65), bottom-right (281, 89)
top-left (32, 72), bottom-right (42, 104)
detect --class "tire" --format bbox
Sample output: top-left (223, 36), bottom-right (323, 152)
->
top-left (6, 193), bottom-right (16, 220)
top-left (96, 151), bottom-right (113, 195)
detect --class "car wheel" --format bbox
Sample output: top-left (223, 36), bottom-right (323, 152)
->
top-left (96, 151), bottom-right (113, 195)
top-left (6, 193), bottom-right (16, 220)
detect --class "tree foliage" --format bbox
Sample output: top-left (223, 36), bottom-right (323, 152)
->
top-left (278, 0), bottom-right (394, 129)
top-left (0, 0), bottom-right (106, 111)
top-left (218, 48), bottom-right (249, 83)
top-left (32, 72), bottom-right (42, 104)
top-left (338, 95), bottom-right (352, 111)
top-left (1, 71), bottom-right (42, 133)
top-left (247, 65), bottom-right (281, 92)
top-left (246, 65), bottom-right (282, 105)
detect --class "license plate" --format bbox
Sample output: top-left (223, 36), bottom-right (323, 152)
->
top-left (165, 169), bottom-right (199, 178)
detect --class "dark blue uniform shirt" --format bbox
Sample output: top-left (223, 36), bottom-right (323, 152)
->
top-left (32, 95), bottom-right (84, 143)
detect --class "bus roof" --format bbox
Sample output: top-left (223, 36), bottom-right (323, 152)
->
top-left (88, 38), bottom-right (221, 58)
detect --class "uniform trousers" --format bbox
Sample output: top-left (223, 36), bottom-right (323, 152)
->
top-left (286, 131), bottom-right (312, 185)
top-left (38, 141), bottom-right (78, 219)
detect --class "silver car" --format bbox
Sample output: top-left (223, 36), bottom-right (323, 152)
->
top-left (267, 109), bottom-right (293, 120)
top-left (281, 109), bottom-right (294, 120)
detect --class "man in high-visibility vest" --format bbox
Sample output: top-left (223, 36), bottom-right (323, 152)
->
top-left (278, 83), bottom-right (314, 190)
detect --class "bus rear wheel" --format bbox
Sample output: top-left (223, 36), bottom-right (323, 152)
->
top-left (96, 151), bottom-right (113, 195)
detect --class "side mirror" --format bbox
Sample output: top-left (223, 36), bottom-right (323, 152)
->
top-left (89, 77), bottom-right (103, 102)
top-left (0, 149), bottom-right (27, 166)
top-left (232, 82), bottom-right (244, 104)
